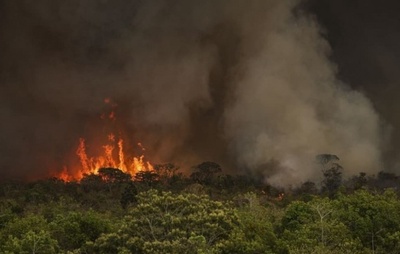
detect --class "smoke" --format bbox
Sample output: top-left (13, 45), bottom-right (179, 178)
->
top-left (0, 0), bottom-right (385, 185)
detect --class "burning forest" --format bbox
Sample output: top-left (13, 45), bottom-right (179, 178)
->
top-left (0, 0), bottom-right (397, 186)
top-left (54, 98), bottom-right (154, 182)
top-left (3, 1), bottom-right (400, 253)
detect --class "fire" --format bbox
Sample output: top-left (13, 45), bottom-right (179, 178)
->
top-left (277, 193), bottom-right (285, 201)
top-left (53, 98), bottom-right (153, 181)
top-left (58, 166), bottom-right (74, 182)
top-left (56, 136), bottom-right (153, 181)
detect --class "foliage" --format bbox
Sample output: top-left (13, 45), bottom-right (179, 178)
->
top-left (50, 210), bottom-right (111, 251)
top-left (190, 161), bottom-right (222, 184)
top-left (93, 189), bottom-right (238, 253)
top-left (0, 215), bottom-right (59, 253)
top-left (224, 192), bottom-right (288, 254)
top-left (134, 171), bottom-right (160, 187)
top-left (2, 164), bottom-right (400, 253)
top-left (153, 163), bottom-right (180, 185)
top-left (280, 197), bottom-right (363, 253)
top-left (120, 182), bottom-right (138, 209)
top-left (335, 189), bottom-right (400, 253)
top-left (3, 230), bottom-right (58, 254)
top-left (316, 154), bottom-right (343, 198)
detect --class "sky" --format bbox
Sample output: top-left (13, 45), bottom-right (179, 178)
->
top-left (307, 0), bottom-right (400, 164)
top-left (0, 0), bottom-right (399, 185)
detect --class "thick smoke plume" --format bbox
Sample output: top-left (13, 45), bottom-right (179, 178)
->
top-left (0, 0), bottom-right (384, 185)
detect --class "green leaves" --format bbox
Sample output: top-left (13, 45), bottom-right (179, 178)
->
top-left (335, 189), bottom-right (400, 252)
top-left (94, 189), bottom-right (238, 253)
top-left (50, 210), bottom-right (111, 251)
top-left (0, 215), bottom-right (59, 254)
top-left (3, 230), bottom-right (58, 254)
top-left (278, 190), bottom-right (400, 253)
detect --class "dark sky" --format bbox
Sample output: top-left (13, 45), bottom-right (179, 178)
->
top-left (308, 0), bottom-right (400, 164)
top-left (1, 0), bottom-right (400, 181)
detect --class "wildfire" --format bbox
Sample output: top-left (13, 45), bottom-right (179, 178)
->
top-left (56, 136), bottom-right (153, 182)
top-left (54, 98), bottom-right (153, 182)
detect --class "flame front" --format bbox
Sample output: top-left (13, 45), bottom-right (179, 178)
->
top-left (57, 136), bottom-right (153, 181)
top-left (52, 98), bottom-right (154, 181)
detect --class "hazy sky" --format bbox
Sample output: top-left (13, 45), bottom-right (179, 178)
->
top-left (307, 0), bottom-right (400, 164)
top-left (0, 0), bottom-right (399, 184)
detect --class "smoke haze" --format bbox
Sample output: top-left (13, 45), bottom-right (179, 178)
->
top-left (0, 0), bottom-right (386, 185)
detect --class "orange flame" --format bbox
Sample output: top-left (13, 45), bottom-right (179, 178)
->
top-left (56, 136), bottom-right (153, 181)
top-left (52, 98), bottom-right (153, 181)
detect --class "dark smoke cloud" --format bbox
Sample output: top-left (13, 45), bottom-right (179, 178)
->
top-left (0, 0), bottom-right (387, 184)
top-left (306, 0), bottom-right (400, 170)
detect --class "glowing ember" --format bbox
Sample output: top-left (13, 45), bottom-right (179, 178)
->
top-left (277, 193), bottom-right (285, 201)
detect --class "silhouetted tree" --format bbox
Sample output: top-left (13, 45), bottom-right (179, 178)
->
top-left (120, 182), bottom-right (138, 209)
top-left (316, 154), bottom-right (343, 198)
top-left (97, 168), bottom-right (131, 183)
top-left (322, 168), bottom-right (342, 198)
top-left (80, 174), bottom-right (104, 193)
top-left (134, 171), bottom-right (159, 187)
top-left (345, 172), bottom-right (368, 192)
top-left (190, 161), bottom-right (222, 185)
top-left (153, 163), bottom-right (179, 185)
top-left (294, 181), bottom-right (318, 201)
top-left (97, 168), bottom-right (132, 193)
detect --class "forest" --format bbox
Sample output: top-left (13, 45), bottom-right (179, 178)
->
top-left (1, 159), bottom-right (400, 254)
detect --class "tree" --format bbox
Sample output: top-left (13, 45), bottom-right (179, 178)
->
top-left (134, 170), bottom-right (159, 187)
top-left (345, 172), bottom-right (368, 192)
top-left (190, 161), bottom-right (222, 185)
top-left (120, 182), bottom-right (138, 209)
top-left (98, 168), bottom-right (132, 183)
top-left (293, 181), bottom-right (318, 201)
top-left (322, 167), bottom-right (342, 198)
top-left (224, 192), bottom-right (288, 254)
top-left (80, 173), bottom-right (104, 192)
top-left (335, 189), bottom-right (400, 253)
top-left (3, 230), bottom-right (58, 254)
top-left (311, 198), bottom-right (333, 245)
top-left (316, 154), bottom-right (340, 168)
top-left (50, 210), bottom-right (110, 251)
top-left (97, 168), bottom-right (132, 193)
top-left (93, 190), bottom-right (238, 253)
top-left (316, 154), bottom-right (343, 198)
top-left (280, 198), bottom-right (362, 253)
top-left (0, 215), bottom-right (59, 254)
top-left (153, 163), bottom-right (179, 185)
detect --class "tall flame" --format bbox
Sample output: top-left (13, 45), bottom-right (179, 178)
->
top-left (56, 135), bottom-right (153, 181)
top-left (53, 98), bottom-right (153, 181)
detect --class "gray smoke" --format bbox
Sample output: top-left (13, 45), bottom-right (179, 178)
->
top-left (0, 0), bottom-right (385, 184)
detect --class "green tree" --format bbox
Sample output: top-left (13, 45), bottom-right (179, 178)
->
top-left (0, 215), bottom-right (59, 253)
top-left (93, 190), bottom-right (238, 253)
top-left (50, 210), bottom-right (110, 251)
top-left (335, 189), bottom-right (400, 253)
top-left (280, 198), bottom-right (362, 253)
top-left (3, 230), bottom-right (58, 254)
top-left (224, 192), bottom-right (288, 254)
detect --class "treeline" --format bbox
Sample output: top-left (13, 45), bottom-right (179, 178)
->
top-left (1, 161), bottom-right (400, 253)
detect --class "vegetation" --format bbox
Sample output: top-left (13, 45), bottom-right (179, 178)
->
top-left (1, 160), bottom-right (400, 253)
